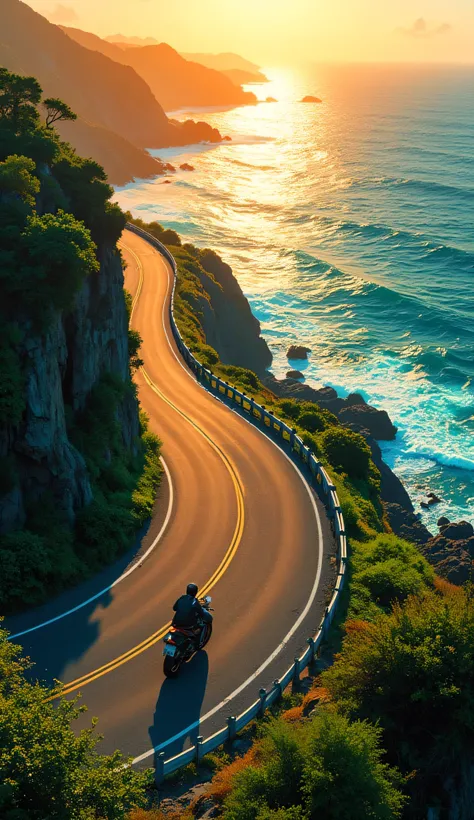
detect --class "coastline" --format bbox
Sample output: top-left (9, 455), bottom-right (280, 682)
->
top-left (166, 236), bottom-right (433, 543)
top-left (155, 230), bottom-right (473, 584)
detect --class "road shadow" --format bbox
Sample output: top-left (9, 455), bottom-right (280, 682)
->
top-left (4, 520), bottom-right (153, 687)
top-left (149, 650), bottom-right (209, 777)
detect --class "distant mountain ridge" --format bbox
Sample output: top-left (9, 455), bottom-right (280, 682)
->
top-left (181, 52), bottom-right (261, 73)
top-left (62, 27), bottom-right (257, 111)
top-left (0, 1), bottom-right (224, 183)
top-left (106, 34), bottom-right (160, 46)
top-left (223, 68), bottom-right (269, 85)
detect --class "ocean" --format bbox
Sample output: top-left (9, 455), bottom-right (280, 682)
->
top-left (114, 63), bottom-right (474, 532)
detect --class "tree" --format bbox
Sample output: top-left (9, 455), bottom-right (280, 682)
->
top-left (128, 328), bottom-right (144, 371)
top-left (20, 209), bottom-right (99, 311)
top-left (42, 97), bottom-right (77, 128)
top-left (0, 69), bottom-right (42, 130)
top-left (0, 154), bottom-right (40, 205)
top-left (323, 586), bottom-right (474, 812)
top-left (321, 426), bottom-right (372, 479)
top-left (222, 713), bottom-right (405, 820)
top-left (0, 627), bottom-right (149, 819)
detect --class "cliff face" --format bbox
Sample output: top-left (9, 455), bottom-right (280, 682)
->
top-left (189, 249), bottom-right (273, 377)
top-left (0, 245), bottom-right (138, 534)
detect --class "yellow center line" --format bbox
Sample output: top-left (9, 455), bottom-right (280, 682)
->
top-left (49, 241), bottom-right (245, 700)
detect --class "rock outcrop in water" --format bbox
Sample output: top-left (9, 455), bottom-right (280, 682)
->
top-left (287, 345), bottom-right (311, 360)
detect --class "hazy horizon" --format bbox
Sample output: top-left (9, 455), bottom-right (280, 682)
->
top-left (24, 0), bottom-right (474, 66)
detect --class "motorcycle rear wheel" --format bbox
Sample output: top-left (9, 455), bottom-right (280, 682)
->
top-left (163, 654), bottom-right (181, 678)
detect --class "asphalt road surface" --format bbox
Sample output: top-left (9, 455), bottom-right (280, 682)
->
top-left (7, 228), bottom-right (333, 770)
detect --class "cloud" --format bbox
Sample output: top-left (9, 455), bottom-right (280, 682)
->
top-left (46, 4), bottom-right (79, 23)
top-left (396, 18), bottom-right (452, 38)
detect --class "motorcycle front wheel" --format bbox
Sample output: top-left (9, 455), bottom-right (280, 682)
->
top-left (199, 623), bottom-right (213, 650)
top-left (163, 654), bottom-right (182, 678)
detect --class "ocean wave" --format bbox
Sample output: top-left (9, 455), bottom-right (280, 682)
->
top-left (315, 218), bottom-right (474, 271)
top-left (382, 175), bottom-right (474, 203)
top-left (402, 448), bottom-right (474, 473)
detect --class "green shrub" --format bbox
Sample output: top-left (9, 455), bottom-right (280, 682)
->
top-left (323, 586), bottom-right (474, 813)
top-left (20, 209), bottom-right (99, 313)
top-left (298, 410), bottom-right (326, 434)
top-left (222, 713), bottom-right (405, 820)
top-left (132, 430), bottom-right (163, 525)
top-left (349, 534), bottom-right (434, 616)
top-left (321, 427), bottom-right (372, 480)
top-left (0, 154), bottom-right (40, 205)
top-left (0, 626), bottom-right (149, 818)
top-left (160, 228), bottom-right (181, 246)
top-left (128, 328), bottom-right (144, 371)
top-left (75, 497), bottom-right (134, 568)
top-left (0, 531), bottom-right (52, 609)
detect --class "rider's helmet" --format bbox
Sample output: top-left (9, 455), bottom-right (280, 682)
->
top-left (186, 582), bottom-right (198, 597)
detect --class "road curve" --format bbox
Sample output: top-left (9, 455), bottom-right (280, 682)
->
top-left (6, 229), bottom-right (333, 765)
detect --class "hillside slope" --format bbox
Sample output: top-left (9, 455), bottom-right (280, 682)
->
top-left (62, 27), bottom-right (257, 110)
top-left (1, 2), bottom-right (225, 183)
top-left (1, 0), bottom-right (168, 148)
top-left (181, 51), bottom-right (262, 73)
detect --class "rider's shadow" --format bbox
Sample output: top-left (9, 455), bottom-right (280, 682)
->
top-left (149, 650), bottom-right (209, 778)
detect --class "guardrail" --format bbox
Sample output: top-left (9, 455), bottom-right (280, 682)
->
top-left (125, 223), bottom-right (347, 781)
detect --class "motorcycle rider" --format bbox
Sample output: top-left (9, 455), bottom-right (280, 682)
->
top-left (172, 583), bottom-right (213, 645)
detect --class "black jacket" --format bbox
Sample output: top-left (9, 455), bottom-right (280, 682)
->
top-left (172, 594), bottom-right (209, 628)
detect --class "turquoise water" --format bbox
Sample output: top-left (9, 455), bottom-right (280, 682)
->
top-left (115, 63), bottom-right (474, 531)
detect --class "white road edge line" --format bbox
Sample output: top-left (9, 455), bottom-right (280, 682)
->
top-left (8, 457), bottom-right (174, 642)
top-left (132, 241), bottom-right (324, 766)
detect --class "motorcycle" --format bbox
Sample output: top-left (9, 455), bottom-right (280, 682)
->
top-left (163, 596), bottom-right (214, 678)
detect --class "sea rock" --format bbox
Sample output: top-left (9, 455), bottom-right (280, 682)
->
top-left (338, 404), bottom-right (397, 441)
top-left (162, 179), bottom-right (172, 184)
top-left (301, 95), bottom-right (322, 103)
top-left (179, 162), bottom-right (195, 171)
top-left (421, 493), bottom-right (442, 508)
top-left (438, 516), bottom-right (450, 528)
top-left (167, 118), bottom-right (222, 145)
top-left (266, 97), bottom-right (278, 102)
top-left (286, 370), bottom-right (305, 380)
top-left (194, 795), bottom-right (220, 819)
top-left (441, 521), bottom-right (474, 541)
top-left (223, 135), bottom-right (232, 141)
top-left (384, 503), bottom-right (432, 546)
top-left (164, 162), bottom-right (176, 172)
top-left (419, 520), bottom-right (474, 584)
top-left (287, 345), bottom-right (311, 360)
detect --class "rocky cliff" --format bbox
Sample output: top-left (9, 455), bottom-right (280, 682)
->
top-left (193, 250), bottom-right (273, 376)
top-left (0, 244), bottom-right (138, 535)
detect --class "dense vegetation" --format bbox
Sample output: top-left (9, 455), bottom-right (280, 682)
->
top-left (0, 625), bottom-right (150, 819)
top-left (0, 71), bottom-right (162, 611)
top-left (128, 217), bottom-right (474, 818)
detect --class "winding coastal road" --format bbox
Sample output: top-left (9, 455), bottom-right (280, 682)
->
top-left (7, 229), bottom-right (333, 767)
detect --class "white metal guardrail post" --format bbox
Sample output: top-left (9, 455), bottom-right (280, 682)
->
top-left (125, 224), bottom-right (348, 781)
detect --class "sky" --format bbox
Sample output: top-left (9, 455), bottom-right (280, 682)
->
top-left (25, 0), bottom-right (474, 65)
